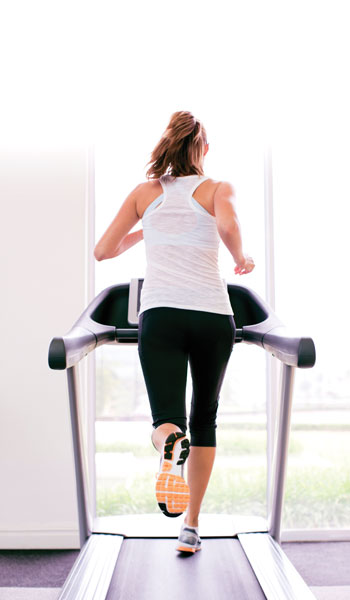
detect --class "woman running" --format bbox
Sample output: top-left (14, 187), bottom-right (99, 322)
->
top-left (94, 110), bottom-right (255, 553)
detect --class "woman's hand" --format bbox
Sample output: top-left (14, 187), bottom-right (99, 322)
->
top-left (234, 255), bottom-right (255, 275)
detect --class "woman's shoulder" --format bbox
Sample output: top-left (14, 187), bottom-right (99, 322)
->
top-left (202, 178), bottom-right (236, 198)
top-left (205, 177), bottom-right (234, 186)
top-left (135, 180), bottom-right (163, 218)
top-left (207, 179), bottom-right (236, 195)
top-left (137, 178), bottom-right (162, 194)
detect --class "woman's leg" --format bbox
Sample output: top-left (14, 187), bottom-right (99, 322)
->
top-left (185, 312), bottom-right (236, 527)
top-left (138, 308), bottom-right (189, 438)
top-left (184, 446), bottom-right (216, 527)
top-left (138, 308), bottom-right (191, 516)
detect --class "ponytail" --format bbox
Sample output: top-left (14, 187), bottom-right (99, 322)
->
top-left (145, 111), bottom-right (207, 179)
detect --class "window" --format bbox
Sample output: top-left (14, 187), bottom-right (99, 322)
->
top-left (273, 136), bottom-right (350, 530)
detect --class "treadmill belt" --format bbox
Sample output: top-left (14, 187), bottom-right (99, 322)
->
top-left (106, 538), bottom-right (267, 599)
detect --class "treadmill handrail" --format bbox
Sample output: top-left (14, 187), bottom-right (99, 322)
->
top-left (241, 322), bottom-right (315, 368)
top-left (48, 285), bottom-right (121, 370)
top-left (48, 327), bottom-right (97, 370)
top-left (228, 284), bottom-right (316, 367)
top-left (262, 326), bottom-right (315, 368)
top-left (48, 282), bottom-right (316, 370)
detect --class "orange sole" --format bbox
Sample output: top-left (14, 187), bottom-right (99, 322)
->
top-left (156, 472), bottom-right (190, 514)
top-left (176, 545), bottom-right (201, 553)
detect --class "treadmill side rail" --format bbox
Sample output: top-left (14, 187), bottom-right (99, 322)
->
top-left (58, 534), bottom-right (123, 600)
top-left (239, 533), bottom-right (317, 600)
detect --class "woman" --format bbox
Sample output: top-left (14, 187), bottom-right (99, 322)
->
top-left (94, 111), bottom-right (255, 553)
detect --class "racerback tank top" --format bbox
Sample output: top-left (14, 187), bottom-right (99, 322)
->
top-left (139, 174), bottom-right (234, 316)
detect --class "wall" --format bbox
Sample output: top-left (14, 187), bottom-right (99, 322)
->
top-left (0, 147), bottom-right (93, 549)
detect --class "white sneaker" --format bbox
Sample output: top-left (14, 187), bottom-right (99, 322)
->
top-left (176, 522), bottom-right (202, 553)
top-left (155, 432), bottom-right (190, 518)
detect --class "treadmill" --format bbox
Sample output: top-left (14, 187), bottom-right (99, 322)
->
top-left (48, 279), bottom-right (317, 599)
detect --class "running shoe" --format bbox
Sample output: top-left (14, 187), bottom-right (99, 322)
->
top-left (155, 432), bottom-right (190, 518)
top-left (176, 522), bottom-right (202, 553)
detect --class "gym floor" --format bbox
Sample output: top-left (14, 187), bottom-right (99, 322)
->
top-left (0, 541), bottom-right (349, 599)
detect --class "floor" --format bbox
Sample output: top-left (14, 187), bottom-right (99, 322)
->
top-left (0, 541), bottom-right (350, 599)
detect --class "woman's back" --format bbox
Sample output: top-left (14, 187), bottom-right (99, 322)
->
top-left (136, 176), bottom-right (220, 219)
top-left (139, 174), bottom-right (234, 316)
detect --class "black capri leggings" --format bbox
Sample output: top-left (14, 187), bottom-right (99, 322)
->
top-left (138, 307), bottom-right (236, 447)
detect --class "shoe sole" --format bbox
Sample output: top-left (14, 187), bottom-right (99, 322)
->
top-left (176, 545), bottom-right (201, 553)
top-left (156, 433), bottom-right (190, 518)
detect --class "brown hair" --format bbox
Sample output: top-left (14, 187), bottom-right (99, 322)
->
top-left (145, 111), bottom-right (208, 179)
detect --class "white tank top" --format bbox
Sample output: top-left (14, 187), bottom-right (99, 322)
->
top-left (139, 174), bottom-right (234, 316)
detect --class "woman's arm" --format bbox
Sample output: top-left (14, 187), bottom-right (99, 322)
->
top-left (94, 184), bottom-right (143, 261)
top-left (99, 229), bottom-right (144, 260)
top-left (214, 181), bottom-right (255, 274)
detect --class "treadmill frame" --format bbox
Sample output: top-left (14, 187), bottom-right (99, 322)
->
top-left (49, 280), bottom-right (316, 599)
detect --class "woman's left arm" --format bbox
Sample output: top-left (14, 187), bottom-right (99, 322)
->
top-left (94, 184), bottom-right (143, 261)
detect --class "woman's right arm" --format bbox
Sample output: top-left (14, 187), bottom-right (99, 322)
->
top-left (214, 181), bottom-right (255, 275)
